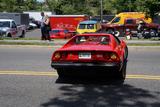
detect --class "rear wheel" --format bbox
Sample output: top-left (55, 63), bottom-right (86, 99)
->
top-left (7, 33), bottom-right (12, 38)
top-left (117, 47), bottom-right (128, 80)
top-left (117, 60), bottom-right (127, 80)
top-left (115, 30), bottom-right (120, 37)
top-left (150, 29), bottom-right (156, 37)
top-left (57, 69), bottom-right (66, 78)
top-left (137, 32), bottom-right (143, 39)
top-left (57, 69), bottom-right (75, 78)
top-left (20, 30), bottom-right (25, 38)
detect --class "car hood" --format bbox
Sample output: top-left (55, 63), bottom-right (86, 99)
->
top-left (0, 27), bottom-right (9, 31)
top-left (59, 44), bottom-right (114, 52)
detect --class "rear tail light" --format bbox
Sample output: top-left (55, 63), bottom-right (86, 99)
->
top-left (110, 53), bottom-right (119, 61)
top-left (103, 52), bottom-right (120, 62)
top-left (52, 52), bottom-right (77, 61)
top-left (103, 53), bottom-right (110, 60)
top-left (55, 52), bottom-right (61, 59)
top-left (52, 52), bottom-right (61, 60)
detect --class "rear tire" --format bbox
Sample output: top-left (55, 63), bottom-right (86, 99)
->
top-left (117, 47), bottom-right (128, 81)
top-left (57, 69), bottom-right (66, 78)
top-left (137, 33), bottom-right (143, 39)
top-left (7, 33), bottom-right (12, 38)
top-left (20, 30), bottom-right (25, 38)
top-left (57, 69), bottom-right (74, 78)
top-left (117, 60), bottom-right (127, 80)
top-left (115, 30), bottom-right (120, 37)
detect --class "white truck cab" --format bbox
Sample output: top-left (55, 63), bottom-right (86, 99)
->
top-left (0, 19), bottom-right (26, 38)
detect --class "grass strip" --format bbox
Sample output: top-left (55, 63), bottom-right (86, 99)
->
top-left (0, 41), bottom-right (51, 46)
top-left (1, 41), bottom-right (160, 46)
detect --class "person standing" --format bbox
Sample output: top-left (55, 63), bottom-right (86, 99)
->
top-left (40, 12), bottom-right (46, 40)
top-left (43, 15), bottom-right (51, 41)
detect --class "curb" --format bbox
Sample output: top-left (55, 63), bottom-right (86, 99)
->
top-left (1, 45), bottom-right (160, 49)
top-left (1, 40), bottom-right (160, 48)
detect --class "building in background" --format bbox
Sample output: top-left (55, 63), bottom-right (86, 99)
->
top-left (23, 11), bottom-right (52, 21)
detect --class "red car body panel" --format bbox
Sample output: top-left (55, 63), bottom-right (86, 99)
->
top-left (60, 45), bottom-right (114, 51)
top-left (49, 29), bottom-right (74, 39)
top-left (49, 15), bottom-right (89, 33)
top-left (52, 33), bottom-right (127, 63)
top-left (51, 33), bottom-right (128, 79)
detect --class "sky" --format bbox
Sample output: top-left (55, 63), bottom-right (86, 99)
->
top-left (37, 0), bottom-right (44, 2)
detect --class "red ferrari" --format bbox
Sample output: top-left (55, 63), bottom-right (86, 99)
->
top-left (51, 33), bottom-right (128, 80)
top-left (49, 29), bottom-right (74, 39)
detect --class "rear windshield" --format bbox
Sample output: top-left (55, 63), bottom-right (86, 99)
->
top-left (0, 21), bottom-right (10, 27)
top-left (74, 35), bottom-right (110, 45)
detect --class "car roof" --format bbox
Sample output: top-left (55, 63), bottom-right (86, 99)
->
top-left (79, 20), bottom-right (98, 24)
top-left (0, 19), bottom-right (13, 22)
top-left (76, 33), bottom-right (112, 37)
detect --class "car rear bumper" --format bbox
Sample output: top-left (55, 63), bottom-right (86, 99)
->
top-left (51, 62), bottom-right (121, 71)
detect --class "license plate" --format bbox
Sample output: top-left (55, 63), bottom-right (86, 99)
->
top-left (79, 52), bottom-right (91, 59)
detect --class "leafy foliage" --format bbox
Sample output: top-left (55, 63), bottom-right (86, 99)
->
top-left (0, 0), bottom-right (159, 18)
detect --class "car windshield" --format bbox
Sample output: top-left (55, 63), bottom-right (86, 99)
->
top-left (0, 21), bottom-right (10, 27)
top-left (87, 24), bottom-right (94, 29)
top-left (111, 17), bottom-right (120, 23)
top-left (78, 24), bottom-right (86, 29)
top-left (74, 35), bottom-right (110, 45)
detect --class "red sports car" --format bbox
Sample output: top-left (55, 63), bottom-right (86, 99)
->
top-left (51, 33), bottom-right (128, 80)
top-left (49, 29), bottom-right (74, 39)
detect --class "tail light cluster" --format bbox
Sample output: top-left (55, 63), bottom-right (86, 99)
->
top-left (52, 52), bottom-right (66, 61)
top-left (52, 51), bottom-right (78, 61)
top-left (52, 51), bottom-right (120, 62)
top-left (94, 52), bottom-right (120, 62)
top-left (104, 53), bottom-right (120, 62)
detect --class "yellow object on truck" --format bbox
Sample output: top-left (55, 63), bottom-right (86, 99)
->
top-left (109, 12), bottom-right (152, 24)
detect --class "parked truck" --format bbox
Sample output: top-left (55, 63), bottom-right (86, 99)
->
top-left (108, 12), bottom-right (152, 25)
top-left (101, 12), bottom-right (159, 37)
top-left (0, 13), bottom-right (29, 38)
top-left (0, 19), bottom-right (26, 38)
top-left (102, 18), bottom-right (159, 38)
top-left (0, 13), bottom-right (29, 27)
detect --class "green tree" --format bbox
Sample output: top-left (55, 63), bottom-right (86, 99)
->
top-left (0, 0), bottom-right (159, 19)
top-left (24, 0), bottom-right (37, 11)
top-left (0, 0), bottom-right (17, 12)
top-left (135, 0), bottom-right (160, 18)
top-left (45, 0), bottom-right (99, 15)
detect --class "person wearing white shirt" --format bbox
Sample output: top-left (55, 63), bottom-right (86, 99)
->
top-left (40, 12), bottom-right (46, 40)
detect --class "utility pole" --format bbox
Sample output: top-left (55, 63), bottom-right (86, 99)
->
top-left (41, 2), bottom-right (43, 11)
top-left (129, 0), bottom-right (131, 12)
top-left (100, 0), bottom-right (103, 23)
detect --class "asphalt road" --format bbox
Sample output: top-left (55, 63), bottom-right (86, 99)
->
top-left (0, 46), bottom-right (160, 107)
top-left (26, 29), bottom-right (42, 39)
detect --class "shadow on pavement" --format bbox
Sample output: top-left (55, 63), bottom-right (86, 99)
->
top-left (41, 77), bottom-right (160, 107)
top-left (55, 76), bottom-right (124, 85)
